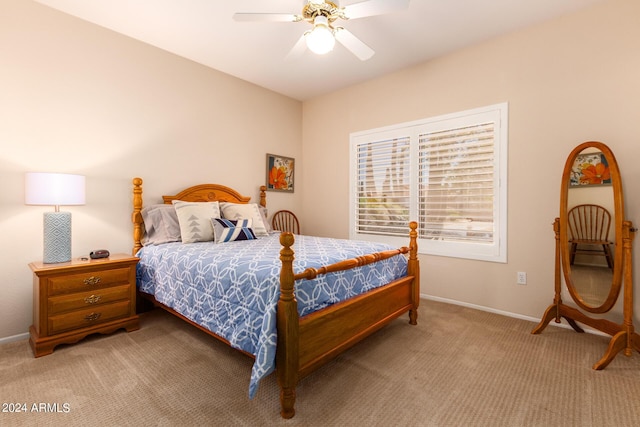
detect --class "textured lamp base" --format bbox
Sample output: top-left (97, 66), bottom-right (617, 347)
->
top-left (43, 211), bottom-right (72, 263)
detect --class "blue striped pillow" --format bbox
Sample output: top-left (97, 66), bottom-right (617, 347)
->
top-left (212, 218), bottom-right (257, 243)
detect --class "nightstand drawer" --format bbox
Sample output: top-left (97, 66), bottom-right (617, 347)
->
top-left (30, 254), bottom-right (140, 357)
top-left (48, 267), bottom-right (132, 295)
top-left (48, 285), bottom-right (131, 315)
top-left (48, 300), bottom-right (131, 335)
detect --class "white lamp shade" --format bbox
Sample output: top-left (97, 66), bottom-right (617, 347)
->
top-left (25, 172), bottom-right (85, 263)
top-left (25, 173), bottom-right (86, 206)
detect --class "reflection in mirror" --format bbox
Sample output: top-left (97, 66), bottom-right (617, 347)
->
top-left (564, 147), bottom-right (617, 310)
top-left (571, 265), bottom-right (612, 307)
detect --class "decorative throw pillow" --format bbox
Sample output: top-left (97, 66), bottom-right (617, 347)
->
top-left (172, 200), bottom-right (221, 243)
top-left (212, 218), bottom-right (256, 243)
top-left (140, 204), bottom-right (181, 245)
top-left (259, 206), bottom-right (272, 233)
top-left (220, 203), bottom-right (269, 236)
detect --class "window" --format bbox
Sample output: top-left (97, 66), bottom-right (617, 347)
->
top-left (350, 103), bottom-right (508, 263)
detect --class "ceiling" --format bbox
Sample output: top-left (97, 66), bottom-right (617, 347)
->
top-left (35, 0), bottom-right (605, 101)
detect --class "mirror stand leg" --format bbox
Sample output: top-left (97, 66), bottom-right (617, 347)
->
top-left (531, 304), bottom-right (557, 334)
top-left (593, 330), bottom-right (627, 370)
top-left (564, 317), bottom-right (585, 333)
top-left (629, 331), bottom-right (640, 356)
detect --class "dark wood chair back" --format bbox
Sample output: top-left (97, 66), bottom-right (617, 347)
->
top-left (272, 210), bottom-right (300, 234)
top-left (567, 204), bottom-right (613, 268)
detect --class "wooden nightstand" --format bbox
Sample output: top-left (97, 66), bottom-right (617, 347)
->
top-left (29, 253), bottom-right (140, 357)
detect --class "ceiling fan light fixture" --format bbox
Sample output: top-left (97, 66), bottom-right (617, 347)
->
top-left (305, 15), bottom-right (335, 55)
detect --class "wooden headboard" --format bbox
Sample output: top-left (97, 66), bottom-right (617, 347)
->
top-left (132, 177), bottom-right (267, 254)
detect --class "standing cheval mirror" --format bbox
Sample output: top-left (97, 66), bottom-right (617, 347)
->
top-left (532, 141), bottom-right (640, 368)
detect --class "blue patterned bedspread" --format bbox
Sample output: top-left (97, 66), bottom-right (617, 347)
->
top-left (136, 233), bottom-right (407, 398)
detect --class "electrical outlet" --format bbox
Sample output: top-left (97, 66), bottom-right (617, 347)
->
top-left (517, 272), bottom-right (527, 285)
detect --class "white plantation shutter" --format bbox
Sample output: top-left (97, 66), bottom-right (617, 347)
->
top-left (418, 122), bottom-right (496, 243)
top-left (350, 103), bottom-right (507, 263)
top-left (355, 136), bottom-right (411, 237)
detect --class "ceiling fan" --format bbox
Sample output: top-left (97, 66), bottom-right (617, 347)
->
top-left (233, 0), bottom-right (410, 61)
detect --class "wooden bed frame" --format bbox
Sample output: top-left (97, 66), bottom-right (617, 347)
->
top-left (131, 177), bottom-right (420, 418)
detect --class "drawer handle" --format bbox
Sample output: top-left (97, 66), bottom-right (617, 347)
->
top-left (84, 295), bottom-right (102, 304)
top-left (84, 312), bottom-right (102, 322)
top-left (83, 276), bottom-right (101, 286)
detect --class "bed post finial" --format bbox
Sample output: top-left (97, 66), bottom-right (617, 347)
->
top-left (277, 231), bottom-right (299, 419)
top-left (259, 185), bottom-right (267, 208)
top-left (132, 178), bottom-right (143, 255)
top-left (408, 221), bottom-right (420, 325)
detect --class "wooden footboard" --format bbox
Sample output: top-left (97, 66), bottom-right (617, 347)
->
top-left (276, 223), bottom-right (419, 418)
top-left (131, 178), bottom-right (420, 419)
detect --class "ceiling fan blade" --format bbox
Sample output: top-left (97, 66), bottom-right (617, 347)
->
top-left (343, 0), bottom-right (410, 20)
top-left (335, 28), bottom-right (374, 61)
top-left (233, 13), bottom-right (299, 22)
top-left (285, 34), bottom-right (308, 60)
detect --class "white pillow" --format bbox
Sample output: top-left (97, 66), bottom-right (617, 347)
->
top-left (172, 200), bottom-right (221, 243)
top-left (220, 203), bottom-right (269, 237)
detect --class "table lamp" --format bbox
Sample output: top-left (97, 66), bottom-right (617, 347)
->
top-left (25, 172), bottom-right (86, 263)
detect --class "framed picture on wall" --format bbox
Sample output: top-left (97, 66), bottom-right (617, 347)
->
top-left (570, 151), bottom-right (611, 187)
top-left (266, 153), bottom-right (294, 192)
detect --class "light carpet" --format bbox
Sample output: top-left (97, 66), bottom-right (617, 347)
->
top-left (2, 299), bottom-right (639, 426)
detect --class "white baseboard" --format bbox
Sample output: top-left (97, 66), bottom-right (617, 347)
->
top-left (421, 293), bottom-right (608, 337)
top-left (0, 332), bottom-right (29, 345)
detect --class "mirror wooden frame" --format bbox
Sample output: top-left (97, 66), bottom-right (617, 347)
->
top-left (562, 142), bottom-right (623, 313)
top-left (532, 141), bottom-right (640, 369)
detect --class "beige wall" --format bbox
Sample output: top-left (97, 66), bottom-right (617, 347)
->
top-left (0, 0), bottom-right (302, 339)
top-left (2, 0), bottom-right (638, 342)
top-left (301, 0), bottom-right (640, 324)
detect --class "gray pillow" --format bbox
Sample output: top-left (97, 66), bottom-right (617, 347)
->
top-left (141, 204), bottom-right (181, 245)
top-left (259, 206), bottom-right (272, 233)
